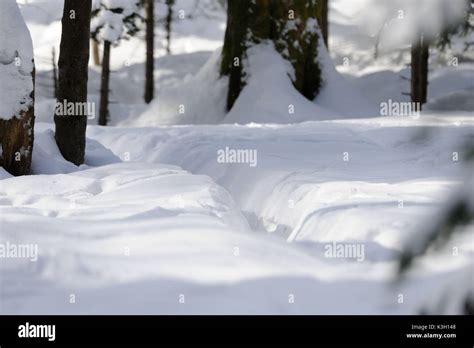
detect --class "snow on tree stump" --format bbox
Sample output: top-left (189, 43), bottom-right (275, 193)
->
top-left (0, 0), bottom-right (35, 176)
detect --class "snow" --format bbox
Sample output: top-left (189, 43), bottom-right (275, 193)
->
top-left (132, 49), bottom-right (228, 126)
top-left (358, 0), bottom-right (470, 45)
top-left (91, 0), bottom-right (139, 43)
top-left (0, 0), bottom-right (34, 119)
top-left (315, 34), bottom-right (378, 117)
top-left (2, 0), bottom-right (473, 314)
top-left (226, 43), bottom-right (339, 124)
top-left (2, 114), bottom-right (472, 314)
top-left (0, 167), bottom-right (13, 180)
top-left (135, 41), bottom-right (378, 125)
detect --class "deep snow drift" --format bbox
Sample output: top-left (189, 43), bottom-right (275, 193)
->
top-left (2, 115), bottom-right (472, 314)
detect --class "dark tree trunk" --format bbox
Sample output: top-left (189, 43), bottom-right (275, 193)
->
top-left (52, 47), bottom-right (59, 99)
top-left (411, 34), bottom-right (429, 108)
top-left (144, 0), bottom-right (155, 103)
top-left (92, 39), bottom-right (101, 66)
top-left (221, 0), bottom-right (323, 111)
top-left (99, 40), bottom-right (111, 126)
top-left (165, 0), bottom-right (174, 55)
top-left (54, 0), bottom-right (92, 166)
top-left (318, 0), bottom-right (329, 49)
top-left (0, 72), bottom-right (35, 176)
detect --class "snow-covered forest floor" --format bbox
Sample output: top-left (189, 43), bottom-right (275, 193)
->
top-left (1, 0), bottom-right (473, 314)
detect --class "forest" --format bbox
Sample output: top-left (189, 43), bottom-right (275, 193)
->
top-left (0, 0), bottom-right (473, 315)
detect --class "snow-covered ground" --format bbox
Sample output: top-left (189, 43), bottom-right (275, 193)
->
top-left (2, 115), bottom-right (473, 314)
top-left (1, 0), bottom-right (473, 314)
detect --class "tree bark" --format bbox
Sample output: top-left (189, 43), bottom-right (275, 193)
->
top-left (99, 40), bottom-right (111, 126)
top-left (221, 0), bottom-right (323, 111)
top-left (0, 75), bottom-right (35, 176)
top-left (411, 34), bottom-right (429, 108)
top-left (92, 39), bottom-right (101, 66)
top-left (165, 0), bottom-right (174, 55)
top-left (144, 0), bottom-right (155, 103)
top-left (318, 0), bottom-right (329, 49)
top-left (52, 47), bottom-right (58, 99)
top-left (54, 0), bottom-right (92, 166)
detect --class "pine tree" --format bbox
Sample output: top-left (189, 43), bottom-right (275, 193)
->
top-left (144, 0), bottom-right (155, 103)
top-left (0, 0), bottom-right (35, 176)
top-left (54, 0), bottom-right (92, 166)
top-left (220, 0), bottom-right (324, 111)
top-left (91, 0), bottom-right (141, 125)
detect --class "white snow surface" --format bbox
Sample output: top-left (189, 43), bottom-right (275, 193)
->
top-left (91, 0), bottom-right (140, 43)
top-left (1, 116), bottom-right (473, 314)
top-left (0, 0), bottom-right (34, 119)
top-left (2, 0), bottom-right (473, 314)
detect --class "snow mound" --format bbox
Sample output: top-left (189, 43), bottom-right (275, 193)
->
top-left (136, 42), bottom-right (377, 126)
top-left (133, 49), bottom-right (228, 126)
top-left (0, 167), bottom-right (13, 180)
top-left (0, 0), bottom-right (34, 119)
top-left (225, 43), bottom-right (340, 124)
top-left (31, 129), bottom-right (80, 174)
top-left (31, 128), bottom-right (121, 175)
top-left (315, 37), bottom-right (379, 117)
top-left (0, 162), bottom-right (251, 289)
top-left (426, 88), bottom-right (474, 112)
top-left (225, 40), bottom-right (377, 123)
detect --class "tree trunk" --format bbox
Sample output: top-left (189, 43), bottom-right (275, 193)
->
top-left (221, 0), bottom-right (323, 111)
top-left (54, 0), bottom-right (92, 166)
top-left (318, 0), bottom-right (329, 49)
top-left (52, 47), bottom-right (59, 99)
top-left (0, 80), bottom-right (35, 176)
top-left (99, 40), bottom-right (111, 126)
top-left (411, 34), bottom-right (429, 108)
top-left (144, 0), bottom-right (155, 103)
top-left (165, 0), bottom-right (174, 55)
top-left (92, 39), bottom-right (101, 66)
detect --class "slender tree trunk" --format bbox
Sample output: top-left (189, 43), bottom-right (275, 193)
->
top-left (221, 0), bottom-right (323, 111)
top-left (411, 34), bottom-right (429, 108)
top-left (99, 40), bottom-right (111, 126)
top-left (165, 0), bottom-right (174, 54)
top-left (220, 0), bottom-right (248, 111)
top-left (144, 0), bottom-right (155, 103)
top-left (52, 47), bottom-right (59, 99)
top-left (54, 0), bottom-right (92, 166)
top-left (318, 0), bottom-right (329, 49)
top-left (92, 39), bottom-right (101, 66)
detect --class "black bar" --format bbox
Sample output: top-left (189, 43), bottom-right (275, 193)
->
top-left (0, 315), bottom-right (472, 347)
